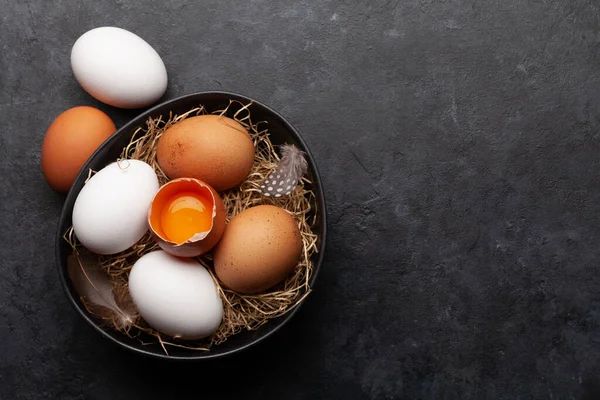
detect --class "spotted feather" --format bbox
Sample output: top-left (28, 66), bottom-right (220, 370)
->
top-left (260, 144), bottom-right (307, 197)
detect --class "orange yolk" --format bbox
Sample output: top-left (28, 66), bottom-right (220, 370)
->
top-left (160, 191), bottom-right (213, 245)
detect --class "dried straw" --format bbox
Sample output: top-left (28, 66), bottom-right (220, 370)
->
top-left (64, 100), bottom-right (318, 352)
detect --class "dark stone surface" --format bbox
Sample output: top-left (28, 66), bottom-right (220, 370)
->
top-left (2, 0), bottom-right (600, 398)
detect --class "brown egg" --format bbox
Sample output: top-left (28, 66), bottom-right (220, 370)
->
top-left (214, 205), bottom-right (302, 294)
top-left (156, 115), bottom-right (255, 191)
top-left (41, 106), bottom-right (116, 193)
top-left (149, 178), bottom-right (226, 257)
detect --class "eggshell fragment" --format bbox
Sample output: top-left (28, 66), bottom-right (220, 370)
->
top-left (214, 205), bottom-right (302, 294)
top-left (149, 178), bottom-right (226, 257)
top-left (128, 250), bottom-right (223, 340)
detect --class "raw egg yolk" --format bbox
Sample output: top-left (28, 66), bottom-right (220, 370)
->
top-left (160, 191), bottom-right (213, 244)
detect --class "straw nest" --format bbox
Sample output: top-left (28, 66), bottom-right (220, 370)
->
top-left (65, 100), bottom-right (319, 354)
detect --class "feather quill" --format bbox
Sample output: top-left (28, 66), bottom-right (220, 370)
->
top-left (260, 144), bottom-right (308, 198)
top-left (67, 250), bottom-right (138, 331)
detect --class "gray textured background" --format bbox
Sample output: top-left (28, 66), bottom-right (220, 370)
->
top-left (2, 0), bottom-right (600, 399)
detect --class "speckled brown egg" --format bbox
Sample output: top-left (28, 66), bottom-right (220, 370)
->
top-left (156, 115), bottom-right (255, 191)
top-left (214, 205), bottom-right (302, 294)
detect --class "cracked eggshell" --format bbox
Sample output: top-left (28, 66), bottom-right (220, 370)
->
top-left (148, 178), bottom-right (226, 257)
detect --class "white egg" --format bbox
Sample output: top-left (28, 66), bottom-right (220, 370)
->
top-left (128, 250), bottom-right (223, 340)
top-left (71, 27), bottom-right (168, 109)
top-left (72, 160), bottom-right (159, 255)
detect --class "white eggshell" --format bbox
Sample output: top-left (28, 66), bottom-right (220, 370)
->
top-left (71, 27), bottom-right (168, 109)
top-left (72, 160), bottom-right (159, 255)
top-left (128, 250), bottom-right (223, 340)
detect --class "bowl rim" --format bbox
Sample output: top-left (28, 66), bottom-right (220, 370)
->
top-left (56, 91), bottom-right (327, 361)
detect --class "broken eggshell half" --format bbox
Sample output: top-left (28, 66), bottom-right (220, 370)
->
top-left (148, 178), bottom-right (226, 257)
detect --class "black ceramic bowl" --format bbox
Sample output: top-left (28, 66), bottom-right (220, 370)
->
top-left (56, 91), bottom-right (326, 360)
